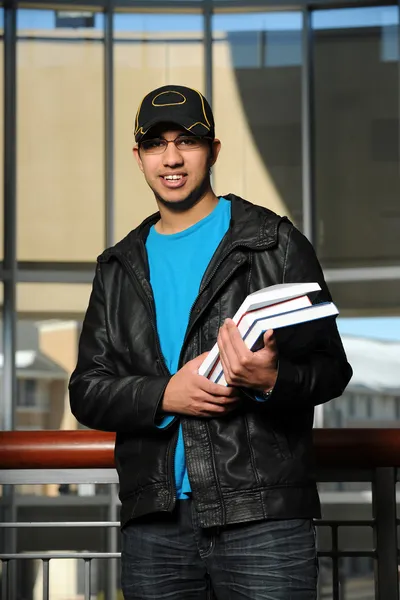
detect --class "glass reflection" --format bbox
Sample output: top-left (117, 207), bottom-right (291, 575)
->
top-left (212, 11), bottom-right (303, 227)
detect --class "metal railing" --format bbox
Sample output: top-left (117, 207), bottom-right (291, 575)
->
top-left (0, 429), bottom-right (399, 600)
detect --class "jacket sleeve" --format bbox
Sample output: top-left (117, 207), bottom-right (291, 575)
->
top-left (262, 223), bottom-right (353, 409)
top-left (69, 264), bottom-right (172, 433)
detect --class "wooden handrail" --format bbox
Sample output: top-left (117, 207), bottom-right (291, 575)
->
top-left (0, 429), bottom-right (400, 470)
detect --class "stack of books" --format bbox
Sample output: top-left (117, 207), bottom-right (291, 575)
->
top-left (198, 282), bottom-right (339, 386)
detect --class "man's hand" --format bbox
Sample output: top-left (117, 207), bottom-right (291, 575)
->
top-left (217, 319), bottom-right (278, 391)
top-left (162, 353), bottom-right (241, 418)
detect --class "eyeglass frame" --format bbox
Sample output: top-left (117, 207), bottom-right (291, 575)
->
top-left (138, 134), bottom-right (214, 155)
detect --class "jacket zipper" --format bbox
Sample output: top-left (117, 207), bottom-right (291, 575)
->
top-left (177, 243), bottom-right (250, 519)
top-left (114, 252), bottom-right (178, 508)
top-left (177, 241), bottom-right (250, 369)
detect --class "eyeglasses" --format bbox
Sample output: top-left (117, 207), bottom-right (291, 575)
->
top-left (140, 135), bottom-right (211, 155)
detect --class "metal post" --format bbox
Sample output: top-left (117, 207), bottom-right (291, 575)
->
top-left (42, 559), bottom-right (50, 600)
top-left (331, 524), bottom-right (340, 600)
top-left (204, 0), bottom-right (213, 107)
top-left (3, 3), bottom-right (18, 599)
top-left (302, 8), bottom-right (323, 429)
top-left (373, 467), bottom-right (399, 600)
top-left (204, 0), bottom-right (214, 190)
top-left (84, 559), bottom-right (92, 600)
top-left (105, 483), bottom-right (118, 600)
top-left (3, 0), bottom-right (17, 436)
top-left (301, 6), bottom-right (316, 244)
top-left (104, 1), bottom-right (114, 249)
top-left (1, 560), bottom-right (8, 599)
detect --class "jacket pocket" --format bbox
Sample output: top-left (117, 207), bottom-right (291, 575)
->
top-left (269, 429), bottom-right (293, 461)
top-left (246, 412), bottom-right (293, 464)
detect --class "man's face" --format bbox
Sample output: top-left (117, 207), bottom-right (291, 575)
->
top-left (133, 126), bottom-right (220, 211)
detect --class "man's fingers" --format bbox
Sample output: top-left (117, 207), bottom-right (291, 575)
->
top-left (206, 393), bottom-right (241, 405)
top-left (199, 377), bottom-right (238, 396)
top-left (263, 329), bottom-right (276, 348)
top-left (200, 397), bottom-right (241, 414)
top-left (189, 352), bottom-right (210, 370)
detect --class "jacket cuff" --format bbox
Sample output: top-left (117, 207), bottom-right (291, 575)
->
top-left (241, 359), bottom-right (296, 405)
top-left (266, 357), bottom-right (299, 405)
top-left (156, 415), bottom-right (175, 428)
top-left (136, 376), bottom-right (176, 431)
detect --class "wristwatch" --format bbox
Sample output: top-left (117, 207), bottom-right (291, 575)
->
top-left (258, 388), bottom-right (274, 400)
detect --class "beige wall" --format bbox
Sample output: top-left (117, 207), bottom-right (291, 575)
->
top-left (17, 283), bottom-right (92, 318)
top-left (17, 32), bottom-right (105, 263)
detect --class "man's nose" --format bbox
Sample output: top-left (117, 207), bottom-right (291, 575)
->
top-left (162, 141), bottom-right (184, 166)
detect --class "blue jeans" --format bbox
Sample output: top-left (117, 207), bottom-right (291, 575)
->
top-left (121, 500), bottom-right (318, 600)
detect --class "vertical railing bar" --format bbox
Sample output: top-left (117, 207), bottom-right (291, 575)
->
top-left (106, 483), bottom-right (118, 600)
top-left (331, 524), bottom-right (340, 600)
top-left (373, 467), bottom-right (399, 600)
top-left (42, 559), bottom-right (50, 600)
top-left (1, 560), bottom-right (9, 599)
top-left (84, 559), bottom-right (92, 600)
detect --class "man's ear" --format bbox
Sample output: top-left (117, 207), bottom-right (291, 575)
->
top-left (209, 139), bottom-right (221, 167)
top-left (133, 146), bottom-right (144, 173)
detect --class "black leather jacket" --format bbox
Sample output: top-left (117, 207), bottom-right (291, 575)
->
top-left (69, 195), bottom-right (352, 529)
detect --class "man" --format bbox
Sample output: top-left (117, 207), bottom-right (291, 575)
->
top-left (69, 84), bottom-right (352, 599)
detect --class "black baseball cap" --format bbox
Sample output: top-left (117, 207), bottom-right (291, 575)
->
top-left (134, 85), bottom-right (215, 143)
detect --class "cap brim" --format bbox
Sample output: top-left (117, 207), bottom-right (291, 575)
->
top-left (135, 116), bottom-right (212, 142)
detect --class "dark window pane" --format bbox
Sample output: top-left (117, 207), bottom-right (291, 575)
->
top-left (329, 279), bottom-right (400, 313)
top-left (313, 6), bottom-right (400, 269)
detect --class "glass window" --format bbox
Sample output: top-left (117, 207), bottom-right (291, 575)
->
top-left (328, 279), bottom-right (400, 314)
top-left (114, 12), bottom-right (204, 241)
top-left (312, 6), bottom-right (400, 270)
top-left (324, 314), bottom-right (400, 428)
top-left (16, 9), bottom-right (105, 262)
top-left (14, 316), bottom-right (82, 430)
top-left (212, 10), bottom-right (303, 228)
top-left (13, 283), bottom-right (91, 433)
top-left (17, 379), bottom-right (39, 408)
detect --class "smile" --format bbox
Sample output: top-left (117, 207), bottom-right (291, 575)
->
top-left (160, 174), bottom-right (187, 189)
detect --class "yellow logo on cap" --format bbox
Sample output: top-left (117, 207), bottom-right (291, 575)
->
top-left (152, 90), bottom-right (186, 107)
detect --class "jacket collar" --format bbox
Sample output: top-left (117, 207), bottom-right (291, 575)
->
top-left (98, 194), bottom-right (285, 265)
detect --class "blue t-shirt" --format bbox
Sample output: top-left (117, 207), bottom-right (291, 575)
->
top-left (146, 197), bottom-right (231, 498)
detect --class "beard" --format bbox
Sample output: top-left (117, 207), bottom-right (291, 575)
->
top-left (152, 171), bottom-right (211, 213)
